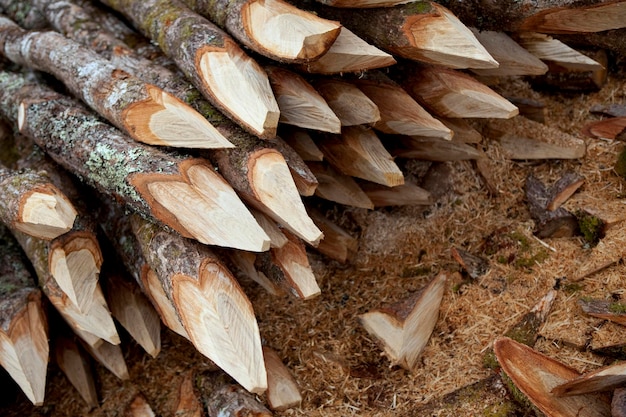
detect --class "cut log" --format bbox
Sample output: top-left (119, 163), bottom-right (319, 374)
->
top-left (125, 393), bottom-right (156, 417)
top-left (308, 209), bottom-right (358, 263)
top-left (307, 162), bottom-right (374, 209)
top-left (552, 361), bottom-right (626, 396)
top-left (223, 249), bottom-right (285, 296)
top-left (578, 298), bottom-right (626, 327)
top-left (129, 214), bottom-right (267, 393)
top-left (316, 126), bottom-right (404, 187)
top-left (99, 0), bottom-right (280, 139)
top-left (180, 0), bottom-right (340, 62)
top-left (399, 66), bottom-right (518, 119)
top-left (516, 32), bottom-right (604, 71)
top-left (265, 66), bottom-right (340, 133)
top-left (296, 27), bottom-right (396, 74)
top-left (53, 335), bottom-right (98, 408)
top-left (0, 224), bottom-right (48, 406)
top-left (0, 166), bottom-right (76, 240)
top-left (251, 210), bottom-right (289, 249)
top-left (391, 137), bottom-right (483, 161)
top-left (0, 17), bottom-right (232, 149)
top-left (438, 118), bottom-right (482, 144)
top-left (529, 52), bottom-right (609, 93)
top-left (81, 339), bottom-right (129, 381)
top-left (263, 346), bottom-right (302, 411)
top-left (486, 117), bottom-right (586, 160)
top-left (353, 73), bottom-right (452, 139)
top-left (359, 272), bottom-right (447, 370)
top-left (280, 127), bottom-right (324, 162)
top-left (582, 117), bottom-right (626, 140)
top-left (525, 174), bottom-right (579, 238)
top-left (494, 337), bottom-right (611, 417)
top-left (469, 29), bottom-right (548, 77)
top-left (102, 264), bottom-right (161, 358)
top-left (312, 79), bottom-right (381, 127)
top-left (299, 1), bottom-right (498, 69)
top-left (359, 181), bottom-right (432, 207)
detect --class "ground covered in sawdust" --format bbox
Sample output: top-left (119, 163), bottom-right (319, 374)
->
top-left (2, 67), bottom-right (625, 417)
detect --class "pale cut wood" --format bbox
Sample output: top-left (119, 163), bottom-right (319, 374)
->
top-left (438, 118), bottom-right (482, 143)
top-left (265, 66), bottom-right (340, 133)
top-left (251, 209), bottom-right (289, 249)
top-left (518, 1), bottom-right (626, 34)
top-left (317, 126), bottom-right (404, 187)
top-left (181, 0), bottom-right (341, 62)
top-left (578, 298), bottom-right (626, 327)
top-left (487, 117), bottom-right (586, 160)
top-left (103, 267), bottom-right (161, 358)
top-left (263, 346), bottom-right (302, 411)
top-left (280, 127), bottom-right (324, 161)
top-left (469, 29), bottom-right (548, 76)
top-left (54, 336), bottom-right (98, 408)
top-left (359, 273), bottom-right (447, 370)
top-left (263, 137), bottom-right (319, 198)
top-left (313, 79), bottom-right (380, 126)
top-left (359, 181), bottom-right (432, 207)
top-left (100, 0), bottom-right (280, 139)
top-left (296, 27), bottom-right (396, 74)
top-left (546, 171), bottom-right (584, 211)
top-left (0, 17), bottom-right (232, 149)
top-left (354, 75), bottom-right (452, 139)
top-left (391, 137), bottom-right (483, 161)
top-left (268, 231), bottom-right (320, 300)
top-left (0, 166), bottom-right (77, 240)
top-left (129, 215), bottom-right (267, 394)
top-left (307, 162), bottom-right (374, 209)
top-left (552, 361), bottom-right (626, 397)
top-left (224, 250), bottom-right (285, 296)
top-left (0, 228), bottom-right (48, 406)
top-left (125, 393), bottom-right (156, 417)
top-left (494, 337), bottom-right (611, 417)
top-left (142, 268), bottom-right (189, 339)
top-left (308, 209), bottom-right (358, 263)
top-left (82, 339), bottom-right (129, 380)
top-left (525, 174), bottom-right (579, 239)
top-left (401, 66), bottom-right (518, 119)
top-left (516, 33), bottom-right (604, 71)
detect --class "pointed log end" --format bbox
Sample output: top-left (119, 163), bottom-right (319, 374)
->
top-left (19, 189), bottom-right (78, 240)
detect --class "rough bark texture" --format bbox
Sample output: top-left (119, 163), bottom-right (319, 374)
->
top-left (525, 174), bottom-right (579, 238)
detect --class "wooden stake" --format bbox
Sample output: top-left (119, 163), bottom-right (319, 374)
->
top-left (312, 79), bottom-right (381, 127)
top-left (359, 181), bottom-right (432, 207)
top-left (81, 339), bottom-right (129, 380)
top-left (400, 66), bottom-right (518, 119)
top-left (391, 137), bottom-right (483, 161)
top-left (280, 127), bottom-right (324, 162)
top-left (296, 27), bottom-right (396, 74)
top-left (359, 273), bottom-right (447, 370)
top-left (251, 210), bottom-right (289, 249)
top-left (100, 0), bottom-right (280, 139)
top-left (494, 337), bottom-right (611, 417)
top-left (0, 225), bottom-right (48, 406)
top-left (317, 126), bottom-right (404, 187)
top-left (53, 335), bottom-right (98, 408)
top-left (223, 249), bottom-right (285, 296)
top-left (516, 32), bottom-right (604, 71)
top-left (263, 346), bottom-right (302, 411)
top-left (308, 209), bottom-right (358, 263)
top-left (307, 162), bottom-right (374, 209)
top-left (353, 73), bottom-right (452, 139)
top-left (265, 66), bottom-right (340, 133)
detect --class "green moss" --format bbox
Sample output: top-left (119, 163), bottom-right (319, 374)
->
top-left (608, 302), bottom-right (626, 314)
top-left (562, 282), bottom-right (583, 294)
top-left (501, 371), bottom-right (536, 414)
top-left (403, 1), bottom-right (434, 15)
top-left (400, 265), bottom-right (431, 278)
top-left (576, 210), bottom-right (605, 247)
top-left (482, 401), bottom-right (517, 417)
top-left (482, 351), bottom-right (499, 370)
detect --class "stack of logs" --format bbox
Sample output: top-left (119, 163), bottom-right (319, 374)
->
top-left (0, 0), bottom-right (624, 415)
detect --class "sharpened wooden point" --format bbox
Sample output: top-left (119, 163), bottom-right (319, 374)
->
top-left (251, 150), bottom-right (323, 246)
top-left (54, 336), bottom-right (98, 408)
top-left (299, 28), bottom-right (396, 74)
top-left (49, 235), bottom-right (103, 313)
top-left (198, 40), bottom-right (280, 139)
top-left (272, 231), bottom-right (321, 299)
top-left (244, 0), bottom-right (341, 61)
top-left (83, 340), bottom-right (129, 380)
top-left (173, 262), bottom-right (267, 394)
top-left (516, 33), bottom-right (605, 71)
top-left (18, 187), bottom-right (77, 240)
top-left (124, 85), bottom-right (234, 149)
top-left (263, 346), bottom-right (302, 411)
top-left (408, 3), bottom-right (499, 69)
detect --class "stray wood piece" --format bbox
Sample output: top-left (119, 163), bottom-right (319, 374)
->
top-left (181, 0), bottom-right (341, 62)
top-left (263, 346), bottom-right (302, 411)
top-left (494, 337), bottom-right (611, 417)
top-left (53, 336), bottom-right (98, 408)
top-left (308, 209), bottom-right (358, 263)
top-left (578, 299), bottom-right (626, 327)
top-left (525, 174), bottom-right (579, 238)
top-left (205, 382), bottom-right (272, 417)
top-left (296, 27), bottom-right (396, 74)
top-left (359, 273), bottom-right (447, 370)
top-left (450, 247), bottom-right (489, 279)
top-left (317, 126), bottom-right (404, 187)
top-left (590, 104), bottom-right (626, 118)
top-left (313, 79), bottom-right (381, 127)
top-left (552, 361), bottom-right (626, 397)
top-left (401, 66), bottom-right (518, 119)
top-left (470, 29), bottom-right (548, 77)
top-left (359, 181), bottom-right (432, 207)
top-left (265, 66), bottom-right (340, 133)
top-left (100, 0), bottom-right (280, 139)
top-left (125, 393), bottom-right (156, 417)
top-left (280, 128), bottom-right (324, 162)
top-left (547, 171), bottom-right (585, 211)
top-left (487, 117), bottom-right (586, 160)
top-left (354, 74), bottom-right (452, 139)
top-left (582, 117), bottom-right (626, 140)
top-left (0, 166), bottom-right (77, 240)
top-left (614, 388), bottom-right (626, 417)
top-left (0, 226), bottom-right (48, 406)
top-left (307, 162), bottom-right (374, 209)
top-left (174, 371), bottom-right (203, 417)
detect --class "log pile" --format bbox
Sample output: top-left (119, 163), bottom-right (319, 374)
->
top-left (0, 0), bottom-right (624, 415)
